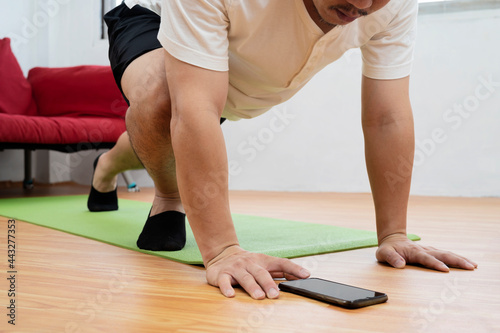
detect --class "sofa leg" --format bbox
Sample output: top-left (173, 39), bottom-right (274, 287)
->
top-left (23, 149), bottom-right (34, 190)
top-left (121, 171), bottom-right (140, 192)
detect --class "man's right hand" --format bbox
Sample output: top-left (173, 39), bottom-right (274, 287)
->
top-left (205, 245), bottom-right (311, 299)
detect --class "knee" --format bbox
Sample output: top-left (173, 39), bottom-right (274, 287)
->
top-left (125, 79), bottom-right (172, 127)
top-left (121, 49), bottom-right (171, 120)
top-left (128, 79), bottom-right (171, 113)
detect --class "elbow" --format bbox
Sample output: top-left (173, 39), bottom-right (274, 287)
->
top-left (169, 103), bottom-right (223, 142)
top-left (362, 108), bottom-right (414, 130)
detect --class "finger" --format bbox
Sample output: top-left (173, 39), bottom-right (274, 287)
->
top-left (411, 251), bottom-right (449, 272)
top-left (265, 257), bottom-right (310, 279)
top-left (218, 273), bottom-right (236, 298)
top-left (284, 272), bottom-right (301, 280)
top-left (429, 251), bottom-right (477, 270)
top-left (270, 272), bottom-right (302, 282)
top-left (435, 251), bottom-right (477, 268)
top-left (270, 272), bottom-right (301, 280)
top-left (270, 272), bottom-right (286, 279)
top-left (247, 264), bottom-right (280, 299)
top-left (233, 269), bottom-right (266, 300)
top-left (376, 246), bottom-right (406, 269)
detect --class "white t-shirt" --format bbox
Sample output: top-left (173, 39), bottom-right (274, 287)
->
top-left (124, 0), bottom-right (418, 121)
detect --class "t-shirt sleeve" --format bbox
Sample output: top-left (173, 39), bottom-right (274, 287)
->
top-left (158, 0), bottom-right (230, 71)
top-left (360, 0), bottom-right (418, 80)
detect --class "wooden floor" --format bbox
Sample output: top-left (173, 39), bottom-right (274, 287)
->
top-left (1, 183), bottom-right (499, 332)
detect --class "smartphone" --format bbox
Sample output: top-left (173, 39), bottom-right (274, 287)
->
top-left (279, 278), bottom-right (388, 309)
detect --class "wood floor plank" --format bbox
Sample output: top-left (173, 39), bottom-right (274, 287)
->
top-left (0, 185), bottom-right (499, 332)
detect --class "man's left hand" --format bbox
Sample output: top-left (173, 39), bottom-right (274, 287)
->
top-left (376, 233), bottom-right (478, 271)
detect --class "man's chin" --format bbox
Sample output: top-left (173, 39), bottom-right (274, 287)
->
top-left (321, 9), bottom-right (359, 27)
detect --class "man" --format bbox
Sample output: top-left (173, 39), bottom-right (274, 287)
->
top-left (88, 0), bottom-right (477, 300)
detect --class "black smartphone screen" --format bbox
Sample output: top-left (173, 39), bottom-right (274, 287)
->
top-left (279, 278), bottom-right (388, 308)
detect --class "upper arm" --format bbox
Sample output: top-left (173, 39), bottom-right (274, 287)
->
top-left (164, 50), bottom-right (228, 121)
top-left (359, 0), bottom-right (417, 126)
top-left (361, 75), bottom-right (413, 127)
top-left (158, 0), bottom-right (230, 121)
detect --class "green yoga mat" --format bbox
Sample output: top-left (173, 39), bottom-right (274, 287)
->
top-left (0, 195), bottom-right (419, 264)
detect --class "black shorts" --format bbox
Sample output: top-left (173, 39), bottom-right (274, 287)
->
top-left (104, 2), bottom-right (162, 103)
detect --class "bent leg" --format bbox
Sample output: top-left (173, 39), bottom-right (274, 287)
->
top-left (121, 48), bottom-right (185, 250)
top-left (122, 49), bottom-right (183, 214)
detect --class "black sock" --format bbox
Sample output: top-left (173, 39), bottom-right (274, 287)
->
top-left (87, 186), bottom-right (118, 212)
top-left (136, 210), bottom-right (186, 251)
top-left (87, 154), bottom-right (118, 212)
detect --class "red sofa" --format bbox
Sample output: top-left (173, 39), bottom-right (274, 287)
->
top-left (0, 37), bottom-right (128, 188)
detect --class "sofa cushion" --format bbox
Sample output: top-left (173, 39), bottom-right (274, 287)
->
top-left (0, 38), bottom-right (37, 116)
top-left (0, 113), bottom-right (126, 145)
top-left (28, 65), bottom-right (128, 118)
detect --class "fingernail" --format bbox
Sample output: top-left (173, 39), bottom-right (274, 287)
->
top-left (300, 269), bottom-right (310, 278)
top-left (465, 262), bottom-right (475, 270)
top-left (394, 259), bottom-right (405, 268)
top-left (254, 290), bottom-right (265, 299)
top-left (268, 288), bottom-right (279, 298)
top-left (440, 263), bottom-right (450, 271)
top-left (225, 289), bottom-right (234, 297)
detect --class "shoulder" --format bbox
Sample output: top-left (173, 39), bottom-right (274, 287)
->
top-left (356, 0), bottom-right (418, 40)
top-left (376, 0), bottom-right (418, 26)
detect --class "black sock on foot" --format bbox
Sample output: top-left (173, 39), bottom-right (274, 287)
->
top-left (136, 210), bottom-right (186, 251)
top-left (87, 154), bottom-right (118, 212)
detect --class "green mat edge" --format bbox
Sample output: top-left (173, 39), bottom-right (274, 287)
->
top-left (1, 213), bottom-right (421, 264)
top-left (0, 195), bottom-right (421, 265)
top-left (255, 233), bottom-right (421, 259)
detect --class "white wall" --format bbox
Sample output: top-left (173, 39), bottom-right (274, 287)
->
top-left (409, 9), bottom-right (500, 196)
top-left (1, 1), bottom-right (499, 197)
top-left (224, 8), bottom-right (500, 197)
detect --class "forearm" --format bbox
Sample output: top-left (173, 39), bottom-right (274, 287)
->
top-left (171, 112), bottom-right (238, 265)
top-left (363, 116), bottom-right (414, 244)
